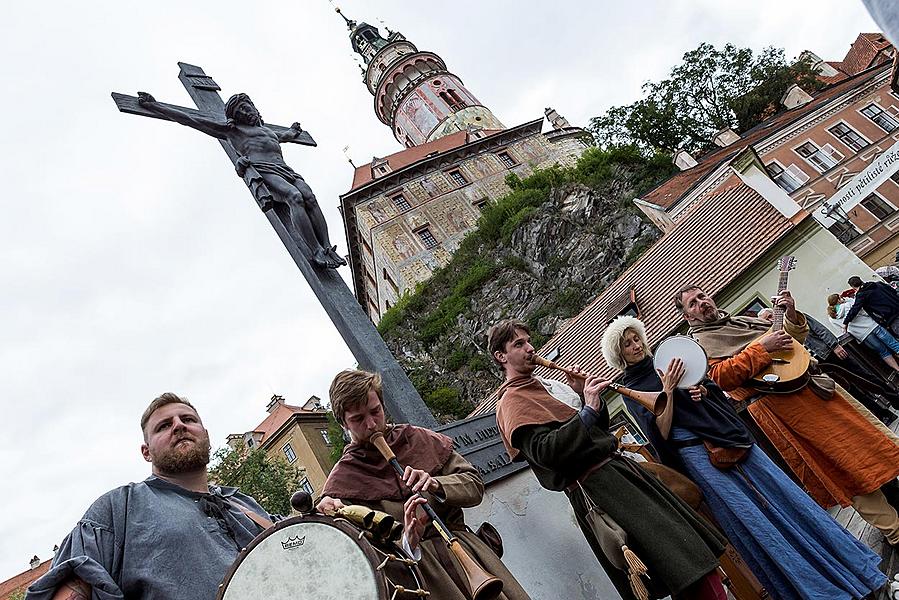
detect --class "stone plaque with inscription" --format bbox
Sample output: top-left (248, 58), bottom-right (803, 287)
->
top-left (436, 412), bottom-right (526, 485)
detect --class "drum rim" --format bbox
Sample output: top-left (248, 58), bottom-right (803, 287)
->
top-left (653, 335), bottom-right (709, 388)
top-left (216, 513), bottom-right (389, 599)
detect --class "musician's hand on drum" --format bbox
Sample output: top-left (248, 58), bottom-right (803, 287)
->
top-left (315, 495), bottom-right (345, 516)
top-left (758, 330), bottom-right (793, 353)
top-left (583, 375), bottom-right (611, 411)
top-left (403, 495), bottom-right (430, 553)
top-left (403, 466), bottom-right (439, 494)
top-left (564, 364), bottom-right (588, 394)
top-left (657, 357), bottom-right (685, 394)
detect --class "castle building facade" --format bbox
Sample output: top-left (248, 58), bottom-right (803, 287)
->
top-left (637, 34), bottom-right (899, 268)
top-left (335, 10), bottom-right (589, 322)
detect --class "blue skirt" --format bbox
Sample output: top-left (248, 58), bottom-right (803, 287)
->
top-left (677, 444), bottom-right (886, 600)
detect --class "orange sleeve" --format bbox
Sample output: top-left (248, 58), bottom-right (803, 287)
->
top-left (707, 343), bottom-right (773, 391)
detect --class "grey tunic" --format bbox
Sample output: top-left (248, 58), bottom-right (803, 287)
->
top-left (26, 476), bottom-right (275, 600)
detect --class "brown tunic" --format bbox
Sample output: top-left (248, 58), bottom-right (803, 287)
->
top-left (323, 428), bottom-right (530, 600)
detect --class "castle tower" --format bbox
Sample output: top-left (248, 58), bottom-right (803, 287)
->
top-left (337, 8), bottom-right (505, 147)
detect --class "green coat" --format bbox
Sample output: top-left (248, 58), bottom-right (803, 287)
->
top-left (513, 413), bottom-right (725, 600)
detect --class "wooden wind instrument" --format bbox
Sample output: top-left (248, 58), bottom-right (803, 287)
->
top-left (369, 431), bottom-right (504, 600)
top-left (531, 355), bottom-right (667, 415)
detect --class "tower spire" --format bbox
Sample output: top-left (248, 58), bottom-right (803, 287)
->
top-left (333, 5), bottom-right (355, 30)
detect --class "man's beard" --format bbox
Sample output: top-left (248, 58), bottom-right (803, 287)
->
top-left (153, 435), bottom-right (211, 473)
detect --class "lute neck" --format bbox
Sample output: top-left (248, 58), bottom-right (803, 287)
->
top-left (772, 269), bottom-right (789, 332)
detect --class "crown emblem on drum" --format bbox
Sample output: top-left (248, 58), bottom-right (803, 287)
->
top-left (280, 535), bottom-right (306, 550)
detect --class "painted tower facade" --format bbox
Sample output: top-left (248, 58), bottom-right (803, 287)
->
top-left (339, 9), bottom-right (504, 147)
top-left (337, 10), bottom-right (590, 322)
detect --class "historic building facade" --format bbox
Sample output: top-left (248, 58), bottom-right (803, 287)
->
top-left (226, 395), bottom-right (335, 497)
top-left (336, 10), bottom-right (589, 321)
top-left (636, 33), bottom-right (899, 267)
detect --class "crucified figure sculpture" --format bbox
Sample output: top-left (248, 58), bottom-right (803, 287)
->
top-left (137, 91), bottom-right (346, 268)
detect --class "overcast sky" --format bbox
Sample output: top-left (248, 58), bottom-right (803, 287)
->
top-left (0, 0), bottom-right (879, 582)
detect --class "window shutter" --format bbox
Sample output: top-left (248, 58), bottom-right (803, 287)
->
top-left (786, 164), bottom-right (809, 184)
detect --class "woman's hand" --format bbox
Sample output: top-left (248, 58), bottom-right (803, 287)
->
top-left (657, 357), bottom-right (685, 395)
top-left (688, 384), bottom-right (706, 402)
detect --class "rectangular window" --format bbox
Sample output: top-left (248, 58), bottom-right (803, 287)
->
top-left (828, 122), bottom-right (868, 152)
top-left (382, 268), bottom-right (399, 293)
top-left (447, 169), bottom-right (468, 187)
top-left (320, 429), bottom-right (331, 445)
top-left (795, 141), bottom-right (840, 172)
top-left (416, 227), bottom-right (439, 249)
top-left (861, 104), bottom-right (899, 132)
top-left (766, 162), bottom-right (804, 193)
top-left (282, 443), bottom-right (297, 463)
top-left (392, 193), bottom-right (411, 211)
top-left (497, 151), bottom-right (517, 168)
top-left (299, 478), bottom-right (314, 495)
top-left (473, 197), bottom-right (489, 211)
top-left (738, 297), bottom-right (768, 318)
top-left (828, 220), bottom-right (861, 243)
top-left (860, 193), bottom-right (897, 220)
top-left (891, 170), bottom-right (899, 185)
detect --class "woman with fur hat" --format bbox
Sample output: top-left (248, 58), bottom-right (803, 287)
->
top-left (602, 316), bottom-right (887, 600)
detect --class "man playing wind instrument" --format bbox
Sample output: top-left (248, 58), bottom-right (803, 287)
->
top-left (316, 369), bottom-right (529, 600)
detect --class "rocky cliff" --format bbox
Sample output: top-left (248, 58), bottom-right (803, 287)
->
top-left (377, 147), bottom-right (673, 421)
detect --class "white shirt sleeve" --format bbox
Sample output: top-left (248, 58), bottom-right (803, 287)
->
top-left (401, 532), bottom-right (423, 561)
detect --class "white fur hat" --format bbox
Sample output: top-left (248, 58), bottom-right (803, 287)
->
top-left (601, 315), bottom-right (651, 371)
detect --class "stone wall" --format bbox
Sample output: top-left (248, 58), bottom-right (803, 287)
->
top-left (353, 131), bottom-right (588, 321)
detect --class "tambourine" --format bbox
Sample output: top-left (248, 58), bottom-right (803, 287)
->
top-left (652, 336), bottom-right (708, 388)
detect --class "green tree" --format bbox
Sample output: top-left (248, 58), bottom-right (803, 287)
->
top-left (325, 411), bottom-right (347, 463)
top-left (590, 43), bottom-right (823, 155)
top-left (208, 442), bottom-right (304, 515)
top-left (9, 588), bottom-right (25, 600)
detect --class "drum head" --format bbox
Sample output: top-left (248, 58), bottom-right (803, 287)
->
top-left (218, 515), bottom-right (385, 600)
top-left (653, 336), bottom-right (708, 388)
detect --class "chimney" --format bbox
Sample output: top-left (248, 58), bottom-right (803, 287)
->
top-left (544, 107), bottom-right (570, 130)
top-left (266, 394), bottom-right (285, 414)
top-left (781, 84), bottom-right (813, 110)
top-left (673, 149), bottom-right (698, 171)
top-left (30, 555), bottom-right (40, 569)
top-left (799, 50), bottom-right (840, 77)
top-left (712, 128), bottom-right (740, 147)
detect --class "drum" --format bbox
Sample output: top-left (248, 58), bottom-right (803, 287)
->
top-left (653, 336), bottom-right (708, 388)
top-left (217, 514), bottom-right (427, 599)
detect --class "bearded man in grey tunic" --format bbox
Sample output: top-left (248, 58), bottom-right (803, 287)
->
top-left (26, 393), bottom-right (277, 600)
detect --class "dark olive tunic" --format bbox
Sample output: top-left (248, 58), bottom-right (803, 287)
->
top-left (513, 411), bottom-right (725, 600)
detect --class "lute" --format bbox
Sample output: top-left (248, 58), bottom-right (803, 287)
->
top-left (750, 255), bottom-right (811, 393)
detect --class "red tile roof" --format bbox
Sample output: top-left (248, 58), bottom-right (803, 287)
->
top-left (834, 33), bottom-right (892, 77)
top-left (349, 130), bottom-right (504, 191)
top-left (472, 183), bottom-right (802, 415)
top-left (251, 402), bottom-right (314, 444)
top-left (640, 64), bottom-right (890, 210)
top-left (0, 560), bottom-right (50, 599)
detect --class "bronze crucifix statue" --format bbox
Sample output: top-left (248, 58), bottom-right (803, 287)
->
top-left (111, 62), bottom-right (436, 428)
top-left (114, 70), bottom-right (344, 269)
